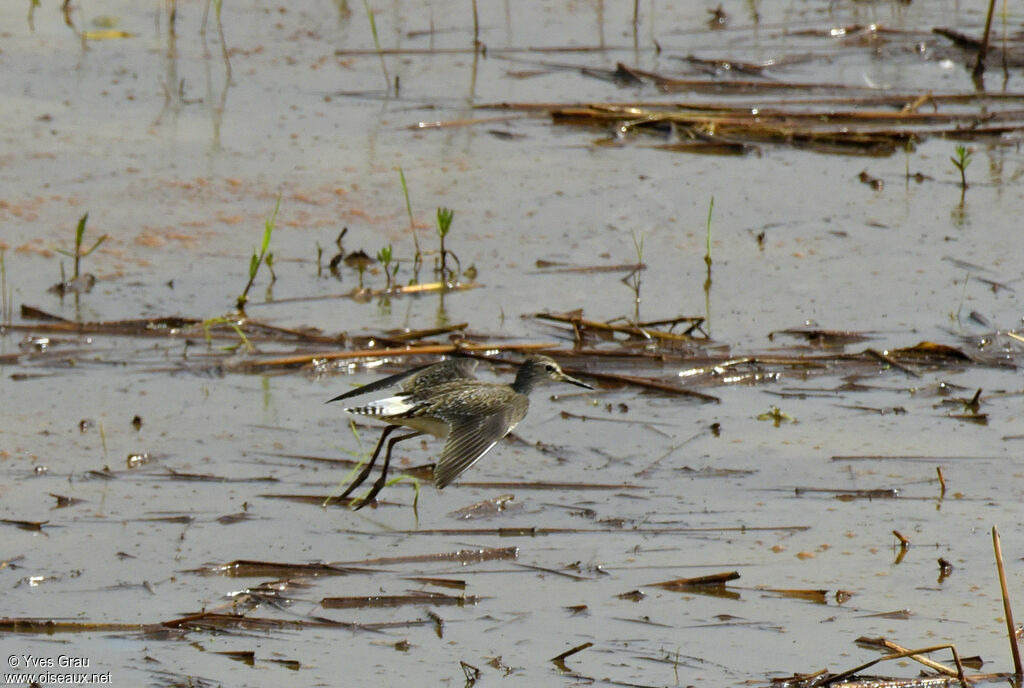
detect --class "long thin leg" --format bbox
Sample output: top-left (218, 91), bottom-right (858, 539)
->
top-left (353, 430), bottom-right (424, 510)
top-left (338, 425), bottom-right (399, 502)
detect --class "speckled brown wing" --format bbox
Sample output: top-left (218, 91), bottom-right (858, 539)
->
top-left (399, 358), bottom-right (479, 393)
top-left (430, 385), bottom-right (529, 489)
top-left (327, 358), bottom-right (478, 405)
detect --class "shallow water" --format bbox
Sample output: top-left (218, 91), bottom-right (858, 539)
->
top-left (2, 1), bottom-right (1024, 686)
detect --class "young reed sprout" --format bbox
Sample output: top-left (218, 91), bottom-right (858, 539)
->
top-left (265, 252), bottom-right (276, 282)
top-left (398, 168), bottom-right (421, 282)
top-left (328, 228), bottom-right (348, 280)
top-left (56, 213), bottom-right (108, 282)
top-left (903, 138), bottom-right (913, 182)
top-left (436, 207), bottom-right (460, 283)
top-left (237, 195), bottom-right (280, 312)
top-left (703, 196), bottom-right (715, 334)
top-left (377, 244), bottom-right (397, 290)
top-left (950, 144), bottom-right (972, 202)
top-left (471, 0), bottom-right (480, 48)
top-left (344, 250), bottom-right (373, 291)
top-left (0, 248), bottom-right (9, 326)
top-left (202, 316), bottom-right (254, 353)
top-left (363, 0), bottom-right (390, 93)
top-left (622, 227), bottom-right (638, 321)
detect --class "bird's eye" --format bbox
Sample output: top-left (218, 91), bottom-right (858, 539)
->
top-left (545, 364), bottom-right (556, 372)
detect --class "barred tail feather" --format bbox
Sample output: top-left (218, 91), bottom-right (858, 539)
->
top-left (345, 394), bottom-right (417, 418)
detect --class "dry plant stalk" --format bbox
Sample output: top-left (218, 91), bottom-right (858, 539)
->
top-left (822, 643), bottom-right (968, 687)
top-left (993, 526), bottom-right (1023, 675)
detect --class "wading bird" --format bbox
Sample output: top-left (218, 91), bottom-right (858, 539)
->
top-left (327, 355), bottom-right (593, 509)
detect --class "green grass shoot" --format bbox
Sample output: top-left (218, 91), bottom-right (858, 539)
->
top-left (377, 244), bottom-right (396, 289)
top-left (437, 207), bottom-right (454, 239)
top-left (436, 207), bottom-right (458, 282)
top-left (703, 195), bottom-right (715, 334)
top-left (201, 316), bottom-right (255, 352)
top-left (265, 252), bottom-right (277, 283)
top-left (236, 195), bottom-right (280, 312)
top-left (631, 227), bottom-right (644, 264)
top-left (953, 270), bottom-right (971, 327)
top-left (262, 375), bottom-right (272, 410)
top-left (214, 0), bottom-right (232, 82)
top-left (398, 167), bottom-right (422, 281)
top-left (55, 213), bottom-right (108, 281)
top-left (363, 0), bottom-right (390, 92)
top-left (950, 144), bottom-right (972, 199)
top-left (904, 137), bottom-right (913, 182)
top-left (319, 418), bottom-right (422, 516)
top-left (758, 405), bottom-right (796, 426)
top-left (471, 0), bottom-right (480, 46)
top-left (27, 0), bottom-right (41, 32)
top-left (382, 473), bottom-right (421, 520)
top-left (322, 421), bottom-right (369, 508)
top-left (627, 230), bottom-right (644, 323)
top-left (0, 248), bottom-right (9, 327)
top-left (704, 196), bottom-right (714, 269)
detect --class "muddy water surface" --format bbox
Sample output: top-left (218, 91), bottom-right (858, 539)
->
top-left (2, 1), bottom-right (1024, 686)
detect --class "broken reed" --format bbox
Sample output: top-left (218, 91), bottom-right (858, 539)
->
top-left (474, 79), bottom-right (1024, 157)
top-left (992, 526), bottom-right (1022, 675)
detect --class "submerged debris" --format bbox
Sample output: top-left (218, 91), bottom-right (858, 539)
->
top-left (320, 592), bottom-right (480, 609)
